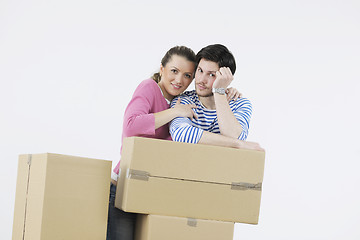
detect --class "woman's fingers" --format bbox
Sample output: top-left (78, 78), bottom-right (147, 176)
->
top-left (192, 109), bottom-right (198, 119)
top-left (234, 91), bottom-right (242, 100)
top-left (226, 87), bottom-right (242, 101)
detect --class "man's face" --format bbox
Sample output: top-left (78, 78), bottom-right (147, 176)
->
top-left (195, 59), bottom-right (220, 97)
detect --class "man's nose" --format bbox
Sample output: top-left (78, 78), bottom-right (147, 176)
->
top-left (198, 74), bottom-right (207, 84)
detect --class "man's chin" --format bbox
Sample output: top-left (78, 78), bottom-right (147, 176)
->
top-left (196, 90), bottom-right (214, 98)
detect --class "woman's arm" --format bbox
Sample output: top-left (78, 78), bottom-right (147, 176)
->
top-left (154, 99), bottom-right (197, 129)
top-left (123, 80), bottom-right (196, 137)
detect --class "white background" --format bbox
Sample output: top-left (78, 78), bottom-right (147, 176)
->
top-left (1, 0), bottom-right (360, 239)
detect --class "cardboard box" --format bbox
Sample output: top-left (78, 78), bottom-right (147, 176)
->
top-left (135, 214), bottom-right (234, 240)
top-left (115, 137), bottom-right (265, 224)
top-left (12, 153), bottom-right (112, 240)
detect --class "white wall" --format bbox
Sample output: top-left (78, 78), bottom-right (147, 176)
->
top-left (1, 0), bottom-right (359, 239)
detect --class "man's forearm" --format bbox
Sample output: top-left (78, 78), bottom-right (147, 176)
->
top-left (198, 131), bottom-right (239, 148)
top-left (214, 93), bottom-right (243, 138)
top-left (198, 131), bottom-right (264, 151)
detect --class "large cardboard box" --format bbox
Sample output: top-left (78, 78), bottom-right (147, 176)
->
top-left (12, 153), bottom-right (112, 240)
top-left (115, 137), bottom-right (265, 224)
top-left (135, 214), bottom-right (234, 240)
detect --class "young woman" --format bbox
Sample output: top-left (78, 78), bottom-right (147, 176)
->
top-left (107, 46), bottom-right (240, 240)
top-left (106, 46), bottom-right (197, 240)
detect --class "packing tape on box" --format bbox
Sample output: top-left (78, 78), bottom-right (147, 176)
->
top-left (187, 218), bottom-right (197, 227)
top-left (126, 169), bottom-right (150, 181)
top-left (231, 182), bottom-right (262, 191)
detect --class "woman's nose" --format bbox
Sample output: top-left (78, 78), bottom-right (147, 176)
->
top-left (174, 74), bottom-right (183, 83)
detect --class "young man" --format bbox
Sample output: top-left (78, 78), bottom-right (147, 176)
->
top-left (170, 44), bottom-right (263, 151)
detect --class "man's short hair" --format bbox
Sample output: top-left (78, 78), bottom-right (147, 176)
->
top-left (195, 44), bottom-right (236, 75)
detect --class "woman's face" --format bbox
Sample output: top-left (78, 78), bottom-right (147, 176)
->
top-left (158, 55), bottom-right (195, 101)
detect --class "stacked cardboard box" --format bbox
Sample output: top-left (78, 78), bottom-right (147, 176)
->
top-left (115, 137), bottom-right (265, 239)
top-left (12, 153), bottom-right (112, 240)
top-left (135, 215), bottom-right (234, 240)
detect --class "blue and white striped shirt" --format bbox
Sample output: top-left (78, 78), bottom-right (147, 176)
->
top-left (169, 90), bottom-right (252, 144)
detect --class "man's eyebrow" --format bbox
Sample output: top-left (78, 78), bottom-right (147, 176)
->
top-left (198, 66), bottom-right (216, 73)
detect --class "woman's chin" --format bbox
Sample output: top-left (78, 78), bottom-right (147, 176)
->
top-left (169, 88), bottom-right (184, 96)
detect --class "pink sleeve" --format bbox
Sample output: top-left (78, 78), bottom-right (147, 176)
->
top-left (122, 82), bottom-right (156, 137)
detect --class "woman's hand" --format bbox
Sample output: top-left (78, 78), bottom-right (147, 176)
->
top-left (172, 98), bottom-right (197, 120)
top-left (226, 87), bottom-right (242, 101)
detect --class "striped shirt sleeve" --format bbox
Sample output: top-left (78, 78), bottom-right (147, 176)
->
top-left (232, 98), bottom-right (252, 140)
top-left (169, 95), bottom-right (204, 144)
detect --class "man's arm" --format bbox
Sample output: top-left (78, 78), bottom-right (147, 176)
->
top-left (215, 96), bottom-right (252, 140)
top-left (214, 93), bottom-right (243, 138)
top-left (170, 116), bottom-right (262, 151)
top-left (212, 67), bottom-right (251, 139)
top-left (170, 95), bottom-right (262, 151)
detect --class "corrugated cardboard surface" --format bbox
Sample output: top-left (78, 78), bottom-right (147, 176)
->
top-left (115, 137), bottom-right (265, 224)
top-left (12, 153), bottom-right (112, 240)
top-left (135, 215), bottom-right (234, 240)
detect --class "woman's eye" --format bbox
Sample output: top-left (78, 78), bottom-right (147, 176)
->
top-left (209, 73), bottom-right (215, 77)
top-left (171, 69), bottom-right (178, 73)
top-left (197, 68), bottom-right (203, 73)
top-left (185, 74), bottom-right (192, 79)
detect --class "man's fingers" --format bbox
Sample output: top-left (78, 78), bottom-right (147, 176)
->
top-left (216, 71), bottom-right (222, 78)
top-left (252, 143), bottom-right (265, 152)
top-left (220, 67), bottom-right (231, 76)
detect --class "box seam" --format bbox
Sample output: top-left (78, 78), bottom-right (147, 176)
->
top-left (21, 154), bottom-right (32, 240)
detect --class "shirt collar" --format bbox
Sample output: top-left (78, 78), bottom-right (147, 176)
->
top-left (157, 84), bottom-right (171, 104)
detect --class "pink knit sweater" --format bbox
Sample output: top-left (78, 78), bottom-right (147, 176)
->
top-left (112, 79), bottom-right (172, 177)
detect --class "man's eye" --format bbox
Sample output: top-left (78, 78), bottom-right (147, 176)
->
top-left (197, 68), bottom-right (203, 73)
top-left (209, 73), bottom-right (215, 77)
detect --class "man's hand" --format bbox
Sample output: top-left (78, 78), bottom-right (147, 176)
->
top-left (212, 67), bottom-right (234, 89)
top-left (237, 140), bottom-right (265, 152)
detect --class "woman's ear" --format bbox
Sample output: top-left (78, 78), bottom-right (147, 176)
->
top-left (159, 64), bottom-right (164, 77)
